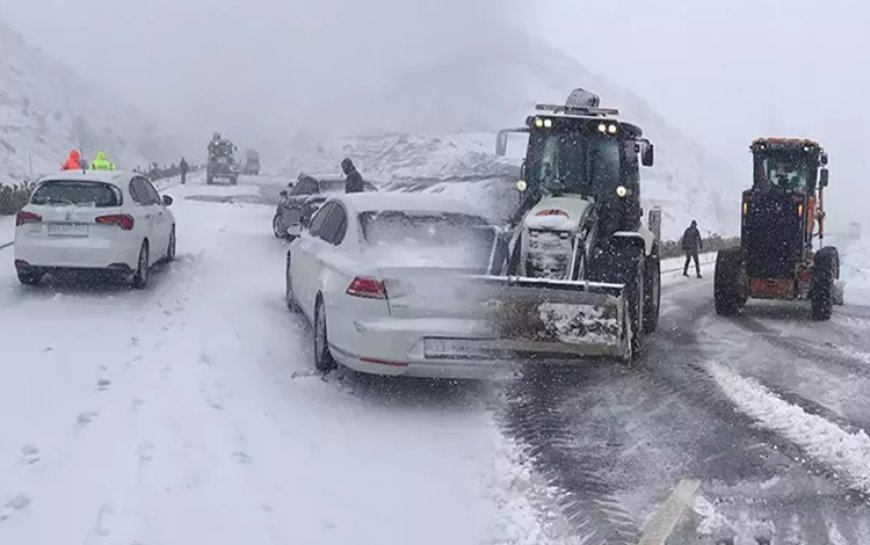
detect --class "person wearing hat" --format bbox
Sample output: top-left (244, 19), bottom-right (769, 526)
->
top-left (341, 158), bottom-right (364, 194)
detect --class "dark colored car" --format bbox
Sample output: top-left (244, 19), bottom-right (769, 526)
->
top-left (272, 173), bottom-right (377, 239)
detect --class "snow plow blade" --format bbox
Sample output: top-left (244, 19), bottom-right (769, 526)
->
top-left (459, 275), bottom-right (630, 362)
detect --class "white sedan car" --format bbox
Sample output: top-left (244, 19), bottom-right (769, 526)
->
top-left (14, 171), bottom-right (176, 288)
top-left (285, 193), bottom-right (505, 379)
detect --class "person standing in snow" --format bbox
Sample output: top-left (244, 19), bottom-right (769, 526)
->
top-left (61, 149), bottom-right (82, 171)
top-left (681, 220), bottom-right (703, 279)
top-left (341, 158), bottom-right (364, 194)
top-left (180, 157), bottom-right (189, 184)
top-left (90, 151), bottom-right (116, 171)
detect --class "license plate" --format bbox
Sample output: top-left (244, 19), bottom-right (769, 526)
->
top-left (48, 223), bottom-right (88, 237)
top-left (424, 338), bottom-right (504, 359)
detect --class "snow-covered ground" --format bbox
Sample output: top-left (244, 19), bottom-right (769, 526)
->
top-left (0, 17), bottom-right (153, 182)
top-left (841, 234), bottom-right (870, 306)
top-left (0, 175), bottom-right (550, 545)
top-left (0, 215), bottom-right (13, 244)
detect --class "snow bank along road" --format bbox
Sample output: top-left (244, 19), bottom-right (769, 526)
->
top-left (2, 173), bottom-right (870, 544)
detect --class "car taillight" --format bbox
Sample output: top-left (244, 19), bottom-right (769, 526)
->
top-left (95, 214), bottom-right (134, 230)
top-left (16, 211), bottom-right (41, 226)
top-left (346, 276), bottom-right (387, 299)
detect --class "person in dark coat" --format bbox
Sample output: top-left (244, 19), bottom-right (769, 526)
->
top-left (681, 220), bottom-right (703, 278)
top-left (341, 158), bottom-right (364, 193)
top-left (180, 157), bottom-right (189, 184)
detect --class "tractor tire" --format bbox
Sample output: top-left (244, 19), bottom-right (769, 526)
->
top-left (714, 247), bottom-right (746, 316)
top-left (811, 247), bottom-right (838, 321)
top-left (596, 243), bottom-right (645, 362)
top-left (626, 254), bottom-right (645, 361)
top-left (605, 246), bottom-right (645, 362)
top-left (643, 253), bottom-right (661, 334)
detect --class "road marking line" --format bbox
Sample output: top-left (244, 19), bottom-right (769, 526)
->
top-left (638, 478), bottom-right (700, 545)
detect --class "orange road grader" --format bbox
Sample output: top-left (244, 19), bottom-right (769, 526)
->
top-left (715, 137), bottom-right (842, 320)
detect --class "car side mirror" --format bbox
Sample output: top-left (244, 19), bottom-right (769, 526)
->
top-left (162, 195), bottom-right (173, 206)
top-left (641, 141), bottom-right (654, 167)
top-left (279, 190), bottom-right (288, 197)
top-left (820, 152), bottom-right (829, 166)
top-left (820, 168), bottom-right (829, 188)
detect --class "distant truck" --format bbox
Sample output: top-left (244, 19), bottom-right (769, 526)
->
top-left (206, 138), bottom-right (239, 185)
top-left (850, 222), bottom-right (861, 240)
top-left (243, 149), bottom-right (260, 175)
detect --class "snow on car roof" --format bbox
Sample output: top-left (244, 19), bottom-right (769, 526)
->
top-left (336, 192), bottom-right (488, 218)
top-left (298, 172), bottom-right (342, 181)
top-left (38, 170), bottom-right (130, 184)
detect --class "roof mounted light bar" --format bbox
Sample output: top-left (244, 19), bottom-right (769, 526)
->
top-left (535, 103), bottom-right (620, 117)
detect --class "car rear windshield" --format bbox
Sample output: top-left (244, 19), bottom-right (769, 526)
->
top-left (319, 180), bottom-right (346, 193)
top-left (359, 210), bottom-right (495, 268)
top-left (31, 181), bottom-right (122, 207)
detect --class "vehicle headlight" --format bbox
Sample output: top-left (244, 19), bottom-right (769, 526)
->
top-left (516, 179), bottom-right (527, 192)
top-left (616, 185), bottom-right (628, 198)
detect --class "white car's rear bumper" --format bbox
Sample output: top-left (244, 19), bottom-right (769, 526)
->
top-left (327, 316), bottom-right (514, 380)
top-left (14, 231), bottom-right (140, 270)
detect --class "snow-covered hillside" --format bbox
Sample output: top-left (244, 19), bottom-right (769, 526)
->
top-left (282, 34), bottom-right (739, 239)
top-left (0, 17), bottom-right (153, 181)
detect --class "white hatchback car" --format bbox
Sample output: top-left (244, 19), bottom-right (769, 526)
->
top-left (14, 171), bottom-right (176, 288)
top-left (285, 193), bottom-right (506, 379)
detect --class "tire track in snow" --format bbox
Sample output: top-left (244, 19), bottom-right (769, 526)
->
top-left (501, 276), bottom-right (870, 543)
top-left (501, 366), bottom-right (642, 545)
top-left (731, 315), bottom-right (870, 380)
top-left (709, 361), bottom-right (870, 497)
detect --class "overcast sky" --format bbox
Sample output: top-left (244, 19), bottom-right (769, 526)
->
top-left (1, 0), bottom-right (866, 223)
top-left (532, 0), bottom-right (869, 222)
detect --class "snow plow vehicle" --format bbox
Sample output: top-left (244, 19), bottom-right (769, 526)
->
top-left (206, 138), bottom-right (239, 185)
top-left (465, 89), bottom-right (661, 363)
top-left (715, 138), bottom-right (840, 320)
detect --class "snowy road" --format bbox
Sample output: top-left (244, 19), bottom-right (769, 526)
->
top-left (502, 238), bottom-right (870, 544)
top-left (0, 175), bottom-right (545, 545)
top-left (2, 173), bottom-right (870, 544)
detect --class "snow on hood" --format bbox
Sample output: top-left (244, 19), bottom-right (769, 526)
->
top-left (523, 196), bottom-right (592, 231)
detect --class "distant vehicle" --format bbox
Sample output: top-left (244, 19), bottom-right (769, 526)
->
top-left (14, 171), bottom-right (176, 288)
top-left (243, 149), bottom-right (260, 175)
top-left (272, 173), bottom-right (376, 240)
top-left (206, 139), bottom-right (239, 185)
top-left (849, 222), bottom-right (861, 240)
top-left (284, 193), bottom-right (503, 378)
top-left (715, 138), bottom-right (841, 320)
